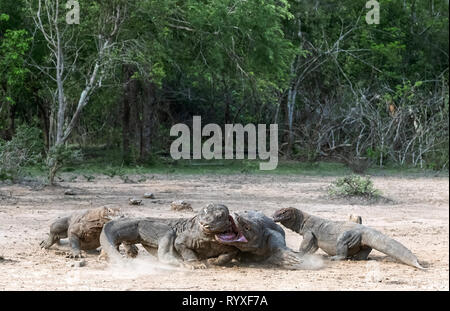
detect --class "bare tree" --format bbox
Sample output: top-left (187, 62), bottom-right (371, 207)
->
top-left (281, 16), bottom-right (362, 157)
top-left (28, 0), bottom-right (128, 183)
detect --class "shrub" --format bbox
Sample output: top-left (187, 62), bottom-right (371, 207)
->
top-left (104, 164), bottom-right (125, 178)
top-left (0, 125), bottom-right (43, 181)
top-left (328, 175), bottom-right (381, 198)
top-left (46, 145), bottom-right (83, 184)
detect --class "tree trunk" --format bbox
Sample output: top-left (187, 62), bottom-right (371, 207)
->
top-left (7, 103), bottom-right (16, 140)
top-left (279, 92), bottom-right (291, 158)
top-left (55, 27), bottom-right (66, 145)
top-left (140, 80), bottom-right (155, 161)
top-left (286, 86), bottom-right (297, 157)
top-left (49, 163), bottom-right (59, 185)
top-left (37, 98), bottom-right (50, 151)
top-left (122, 65), bottom-right (133, 164)
top-left (224, 91), bottom-right (231, 124)
top-left (131, 77), bottom-right (140, 160)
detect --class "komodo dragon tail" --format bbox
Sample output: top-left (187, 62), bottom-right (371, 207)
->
top-left (99, 221), bottom-right (123, 263)
top-left (362, 229), bottom-right (424, 269)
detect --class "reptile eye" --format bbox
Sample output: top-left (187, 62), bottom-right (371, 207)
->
top-left (244, 226), bottom-right (250, 231)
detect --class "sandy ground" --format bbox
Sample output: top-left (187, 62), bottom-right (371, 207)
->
top-left (0, 173), bottom-right (448, 291)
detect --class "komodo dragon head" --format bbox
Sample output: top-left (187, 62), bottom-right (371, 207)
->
top-left (84, 207), bottom-right (123, 223)
top-left (215, 211), bottom-right (285, 252)
top-left (197, 203), bottom-right (234, 234)
top-left (272, 207), bottom-right (302, 229)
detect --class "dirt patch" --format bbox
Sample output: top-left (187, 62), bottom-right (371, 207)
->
top-left (324, 194), bottom-right (396, 205)
top-left (0, 174), bottom-right (448, 290)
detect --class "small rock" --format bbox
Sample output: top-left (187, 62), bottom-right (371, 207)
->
top-left (70, 260), bottom-right (86, 268)
top-left (143, 192), bottom-right (155, 199)
top-left (129, 198), bottom-right (142, 205)
top-left (64, 189), bottom-right (76, 195)
top-left (170, 200), bottom-right (193, 211)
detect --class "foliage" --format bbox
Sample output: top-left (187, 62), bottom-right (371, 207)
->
top-left (0, 12), bottom-right (31, 133)
top-left (328, 175), bottom-right (381, 198)
top-left (0, 0), bottom-right (447, 179)
top-left (46, 145), bottom-right (83, 184)
top-left (0, 125), bottom-right (43, 181)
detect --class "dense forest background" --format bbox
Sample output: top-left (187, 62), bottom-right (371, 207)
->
top-left (0, 0), bottom-right (448, 183)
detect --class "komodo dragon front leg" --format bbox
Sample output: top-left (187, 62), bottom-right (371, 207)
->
top-left (141, 229), bottom-right (182, 266)
top-left (40, 216), bottom-right (70, 249)
top-left (173, 235), bottom-right (207, 269)
top-left (173, 234), bottom-right (237, 269)
top-left (298, 231), bottom-right (319, 256)
top-left (206, 250), bottom-right (239, 266)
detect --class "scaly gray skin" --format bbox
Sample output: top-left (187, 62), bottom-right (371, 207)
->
top-left (100, 204), bottom-right (239, 267)
top-left (40, 207), bottom-right (124, 258)
top-left (272, 207), bottom-right (424, 269)
top-left (215, 210), bottom-right (317, 270)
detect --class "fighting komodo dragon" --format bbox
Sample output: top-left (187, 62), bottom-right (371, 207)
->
top-left (100, 203), bottom-right (239, 267)
top-left (40, 207), bottom-right (122, 258)
top-left (272, 207), bottom-right (424, 269)
top-left (215, 210), bottom-right (322, 270)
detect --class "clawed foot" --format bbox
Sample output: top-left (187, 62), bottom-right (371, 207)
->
top-left (207, 258), bottom-right (219, 266)
top-left (183, 261), bottom-right (208, 270)
top-left (330, 255), bottom-right (345, 261)
top-left (39, 240), bottom-right (51, 249)
top-left (207, 256), bottom-right (233, 266)
top-left (271, 250), bottom-right (306, 270)
top-left (125, 245), bottom-right (139, 258)
top-left (98, 250), bottom-right (108, 261)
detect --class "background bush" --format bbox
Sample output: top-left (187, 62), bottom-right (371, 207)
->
top-left (0, 124), bottom-right (44, 181)
top-left (328, 175), bottom-right (381, 198)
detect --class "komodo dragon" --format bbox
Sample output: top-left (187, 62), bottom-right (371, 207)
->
top-left (272, 207), bottom-right (424, 269)
top-left (215, 210), bottom-right (322, 270)
top-left (100, 203), bottom-right (239, 267)
top-left (40, 207), bottom-right (124, 258)
top-left (349, 214), bottom-right (362, 224)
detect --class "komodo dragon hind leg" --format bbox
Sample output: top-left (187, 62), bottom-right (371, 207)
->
top-left (157, 231), bottom-right (183, 266)
top-left (331, 230), bottom-right (363, 261)
top-left (351, 246), bottom-right (372, 260)
top-left (123, 242), bottom-right (139, 258)
top-left (40, 218), bottom-right (70, 249)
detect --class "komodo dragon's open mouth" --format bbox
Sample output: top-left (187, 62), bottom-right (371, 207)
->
top-left (215, 215), bottom-right (247, 243)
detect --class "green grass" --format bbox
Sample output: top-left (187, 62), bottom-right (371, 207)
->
top-left (21, 146), bottom-right (448, 179)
